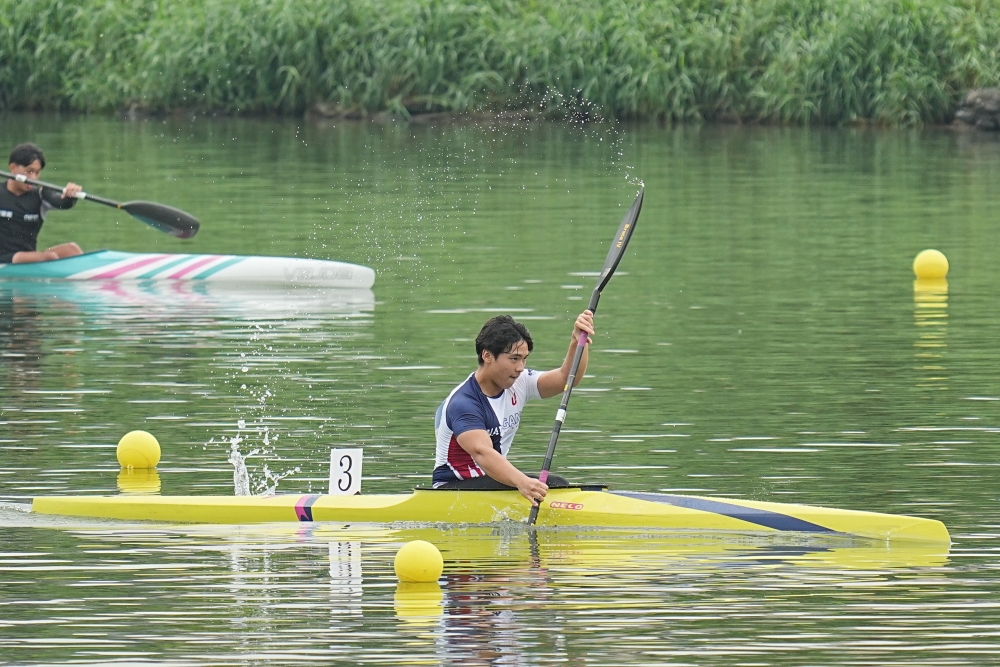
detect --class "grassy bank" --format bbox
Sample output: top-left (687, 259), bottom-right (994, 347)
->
top-left (2, 0), bottom-right (999, 125)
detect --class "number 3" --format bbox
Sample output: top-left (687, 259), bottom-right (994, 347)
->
top-left (338, 454), bottom-right (353, 492)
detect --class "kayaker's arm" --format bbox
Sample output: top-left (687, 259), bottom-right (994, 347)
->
top-left (455, 429), bottom-right (548, 505)
top-left (537, 309), bottom-right (594, 399)
top-left (40, 183), bottom-right (81, 208)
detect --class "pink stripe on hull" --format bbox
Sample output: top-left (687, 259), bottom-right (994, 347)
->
top-left (294, 496), bottom-right (309, 521)
top-left (167, 256), bottom-right (220, 279)
top-left (294, 494), bottom-right (321, 521)
top-left (90, 255), bottom-right (169, 279)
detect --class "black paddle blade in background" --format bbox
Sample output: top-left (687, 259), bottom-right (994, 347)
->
top-left (597, 189), bottom-right (643, 293)
top-left (122, 201), bottom-right (201, 239)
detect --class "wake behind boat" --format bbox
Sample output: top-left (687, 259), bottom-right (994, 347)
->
top-left (30, 486), bottom-right (951, 545)
top-left (0, 250), bottom-right (375, 288)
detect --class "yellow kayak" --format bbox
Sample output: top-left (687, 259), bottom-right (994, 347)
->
top-left (31, 487), bottom-right (950, 545)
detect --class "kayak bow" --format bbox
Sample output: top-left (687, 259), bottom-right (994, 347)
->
top-left (31, 487), bottom-right (950, 545)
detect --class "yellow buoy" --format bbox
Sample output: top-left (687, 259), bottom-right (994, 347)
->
top-left (913, 249), bottom-right (949, 280)
top-left (116, 430), bottom-right (161, 469)
top-left (394, 540), bottom-right (444, 583)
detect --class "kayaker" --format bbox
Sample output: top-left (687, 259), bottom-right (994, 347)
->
top-left (0, 143), bottom-right (83, 265)
top-left (433, 310), bottom-right (595, 505)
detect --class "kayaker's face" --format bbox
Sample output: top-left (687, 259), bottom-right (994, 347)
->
top-left (7, 160), bottom-right (41, 195)
top-left (485, 340), bottom-right (529, 390)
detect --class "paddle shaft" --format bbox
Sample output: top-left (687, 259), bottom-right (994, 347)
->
top-left (527, 190), bottom-right (643, 525)
top-left (1, 170), bottom-right (119, 208)
top-left (1, 170), bottom-right (200, 239)
top-left (526, 289), bottom-right (600, 524)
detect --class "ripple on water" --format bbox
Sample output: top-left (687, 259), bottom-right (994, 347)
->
top-left (2, 121), bottom-right (1000, 664)
top-left (0, 520), bottom-right (961, 665)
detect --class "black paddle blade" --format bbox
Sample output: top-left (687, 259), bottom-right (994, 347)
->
top-left (122, 201), bottom-right (200, 239)
top-left (596, 189), bottom-right (643, 292)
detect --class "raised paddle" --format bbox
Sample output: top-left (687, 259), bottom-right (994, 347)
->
top-left (1, 170), bottom-right (200, 239)
top-left (527, 189), bottom-right (644, 526)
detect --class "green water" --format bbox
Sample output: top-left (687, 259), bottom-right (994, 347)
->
top-left (2, 114), bottom-right (1000, 664)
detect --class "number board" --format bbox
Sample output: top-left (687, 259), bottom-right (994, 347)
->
top-left (329, 448), bottom-right (363, 495)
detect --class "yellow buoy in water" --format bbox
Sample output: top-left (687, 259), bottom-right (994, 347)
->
top-left (913, 249), bottom-right (949, 280)
top-left (116, 430), bottom-right (161, 469)
top-left (394, 540), bottom-right (444, 583)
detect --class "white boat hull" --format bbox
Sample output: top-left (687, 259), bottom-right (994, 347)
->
top-left (0, 250), bottom-right (375, 288)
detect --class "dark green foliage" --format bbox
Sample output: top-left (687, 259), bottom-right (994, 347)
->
top-left (1, 0), bottom-right (998, 124)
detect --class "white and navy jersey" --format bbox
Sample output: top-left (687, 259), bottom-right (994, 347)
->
top-left (433, 369), bottom-right (542, 486)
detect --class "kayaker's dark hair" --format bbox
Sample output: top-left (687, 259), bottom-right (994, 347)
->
top-left (476, 315), bottom-right (533, 365)
top-left (9, 143), bottom-right (45, 169)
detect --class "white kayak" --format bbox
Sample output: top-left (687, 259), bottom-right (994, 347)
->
top-left (0, 250), bottom-right (375, 288)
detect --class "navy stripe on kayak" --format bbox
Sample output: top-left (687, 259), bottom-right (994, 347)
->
top-left (611, 491), bottom-right (835, 533)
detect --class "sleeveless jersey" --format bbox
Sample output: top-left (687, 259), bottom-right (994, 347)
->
top-left (0, 184), bottom-right (76, 257)
top-left (432, 369), bottom-right (542, 486)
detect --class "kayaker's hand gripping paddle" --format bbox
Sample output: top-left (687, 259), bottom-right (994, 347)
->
top-left (0, 170), bottom-right (200, 239)
top-left (528, 189), bottom-right (643, 526)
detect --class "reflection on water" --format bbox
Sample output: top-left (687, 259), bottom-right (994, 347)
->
top-left (914, 278), bottom-right (948, 391)
top-left (394, 582), bottom-right (443, 626)
top-left (331, 539), bottom-right (364, 617)
top-left (0, 288), bottom-right (45, 392)
top-left (0, 279), bottom-right (376, 318)
top-left (116, 468), bottom-right (161, 494)
top-left (0, 521), bottom-right (959, 665)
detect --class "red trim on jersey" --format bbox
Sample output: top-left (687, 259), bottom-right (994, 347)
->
top-left (447, 434), bottom-right (483, 479)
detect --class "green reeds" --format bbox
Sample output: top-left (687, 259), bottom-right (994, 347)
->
top-left (1, 0), bottom-right (998, 124)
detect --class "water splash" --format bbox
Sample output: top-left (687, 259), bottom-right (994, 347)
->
top-left (224, 425), bottom-right (298, 496)
top-left (257, 463), bottom-right (301, 496)
top-left (228, 436), bottom-right (258, 497)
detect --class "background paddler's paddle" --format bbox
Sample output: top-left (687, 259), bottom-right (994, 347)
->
top-left (1, 170), bottom-right (200, 239)
top-left (527, 189), bottom-right (644, 526)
